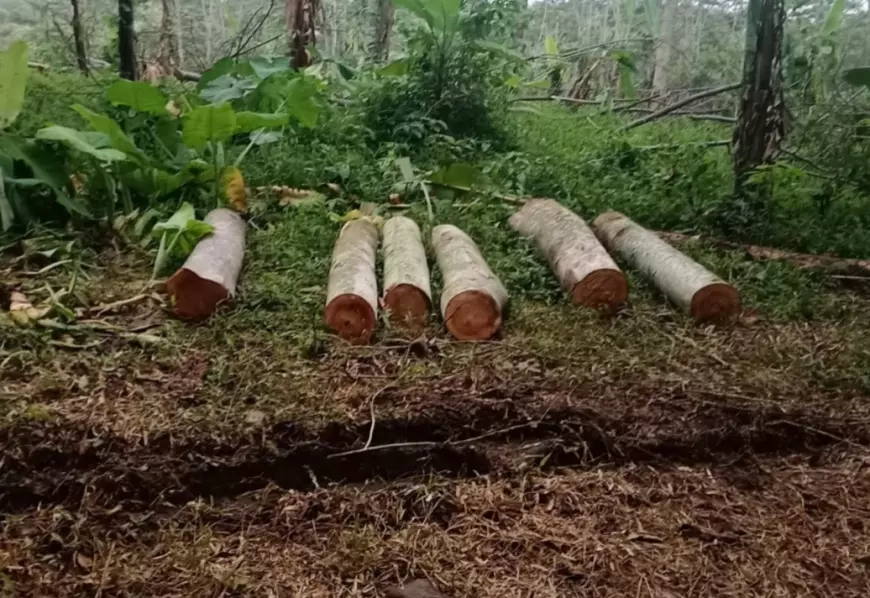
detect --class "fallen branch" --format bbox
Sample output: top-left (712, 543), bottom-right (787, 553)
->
top-left (657, 231), bottom-right (870, 275)
top-left (622, 83), bottom-right (741, 130)
top-left (687, 114), bottom-right (737, 123)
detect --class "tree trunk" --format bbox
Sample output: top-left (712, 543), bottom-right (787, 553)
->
top-left (370, 0), bottom-right (394, 62)
top-left (510, 199), bottom-right (627, 312)
top-left (158, 0), bottom-right (180, 75)
top-left (286, 0), bottom-right (318, 68)
top-left (432, 225), bottom-right (508, 341)
top-left (732, 0), bottom-right (785, 200)
top-left (70, 0), bottom-right (89, 75)
top-left (174, 0), bottom-right (184, 67)
top-left (652, 0), bottom-right (676, 97)
top-left (324, 219), bottom-right (379, 344)
top-left (118, 0), bottom-right (137, 80)
top-left (166, 209), bottom-right (246, 321)
top-left (382, 216), bottom-right (431, 330)
top-left (593, 212), bottom-right (740, 322)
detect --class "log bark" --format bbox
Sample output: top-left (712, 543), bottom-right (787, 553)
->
top-left (382, 216), bottom-right (430, 330)
top-left (166, 209), bottom-right (246, 321)
top-left (432, 225), bottom-right (508, 341)
top-left (593, 212), bottom-right (740, 322)
top-left (510, 199), bottom-right (627, 312)
top-left (325, 219), bottom-right (379, 344)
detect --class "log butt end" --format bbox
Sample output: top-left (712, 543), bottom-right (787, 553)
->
top-left (325, 293), bottom-right (376, 344)
top-left (690, 283), bottom-right (740, 322)
top-left (384, 284), bottom-right (430, 330)
top-left (166, 268), bottom-right (231, 321)
top-left (444, 290), bottom-right (502, 341)
top-left (571, 269), bottom-right (629, 312)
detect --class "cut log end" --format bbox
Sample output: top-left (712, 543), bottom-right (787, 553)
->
top-left (690, 283), bottom-right (740, 322)
top-left (444, 290), bottom-right (502, 341)
top-left (166, 268), bottom-right (231, 321)
top-left (384, 283), bottom-right (430, 330)
top-left (325, 293), bottom-right (376, 344)
top-left (570, 268), bottom-right (629, 312)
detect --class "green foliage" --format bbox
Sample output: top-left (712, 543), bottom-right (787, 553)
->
top-left (151, 202), bottom-right (214, 277)
top-left (106, 80), bottom-right (168, 116)
top-left (182, 104), bottom-right (238, 149)
top-left (357, 0), bottom-right (516, 146)
top-left (35, 126), bottom-right (127, 162)
top-left (0, 40), bottom-right (28, 130)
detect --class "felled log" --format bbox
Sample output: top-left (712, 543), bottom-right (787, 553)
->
top-left (510, 199), bottom-right (627, 312)
top-left (432, 224), bottom-right (508, 340)
top-left (166, 209), bottom-right (245, 321)
top-left (382, 216), bottom-right (431, 330)
top-left (593, 211), bottom-right (739, 322)
top-left (324, 219), bottom-right (379, 343)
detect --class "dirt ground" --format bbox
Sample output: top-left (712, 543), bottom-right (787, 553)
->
top-left (3, 232), bottom-right (870, 597)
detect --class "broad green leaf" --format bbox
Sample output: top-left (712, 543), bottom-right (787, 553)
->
top-left (197, 57), bottom-right (237, 90)
top-left (182, 104), bottom-right (238, 149)
top-left (544, 35), bottom-right (559, 57)
top-left (0, 170), bottom-right (13, 230)
top-left (0, 40), bottom-right (29, 129)
top-left (0, 136), bottom-right (90, 217)
top-left (36, 126), bottom-right (128, 162)
top-left (393, 0), bottom-right (434, 28)
top-left (247, 56), bottom-right (292, 80)
top-left (234, 111), bottom-right (289, 133)
top-left (151, 202), bottom-right (214, 276)
top-left (107, 80), bottom-right (169, 116)
top-left (522, 79), bottom-right (551, 89)
top-left (251, 130), bottom-right (281, 145)
top-left (823, 0), bottom-right (846, 37)
top-left (395, 157), bottom-right (416, 183)
top-left (377, 58), bottom-right (410, 76)
top-left (843, 67), bottom-right (870, 89)
top-left (200, 74), bottom-right (258, 104)
top-left (474, 40), bottom-right (525, 62)
top-left (428, 163), bottom-right (481, 189)
top-left (72, 104), bottom-right (146, 163)
top-left (504, 74), bottom-right (522, 88)
top-left (284, 78), bottom-right (320, 127)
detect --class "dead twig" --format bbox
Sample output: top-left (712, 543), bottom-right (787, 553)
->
top-left (623, 83), bottom-right (741, 130)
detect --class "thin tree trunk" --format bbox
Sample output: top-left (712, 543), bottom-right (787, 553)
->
top-left (286, 0), bottom-right (318, 68)
top-left (732, 0), bottom-right (786, 200)
top-left (370, 0), bottom-right (394, 62)
top-left (200, 0), bottom-right (212, 65)
top-left (70, 0), bottom-right (89, 75)
top-left (118, 0), bottom-right (137, 80)
top-left (652, 0), bottom-right (676, 97)
top-left (174, 0), bottom-right (184, 67)
top-left (158, 0), bottom-right (180, 75)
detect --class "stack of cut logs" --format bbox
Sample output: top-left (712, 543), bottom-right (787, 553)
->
top-left (163, 200), bottom-right (740, 341)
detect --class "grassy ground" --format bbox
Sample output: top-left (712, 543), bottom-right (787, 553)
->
top-left (3, 107), bottom-right (870, 596)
